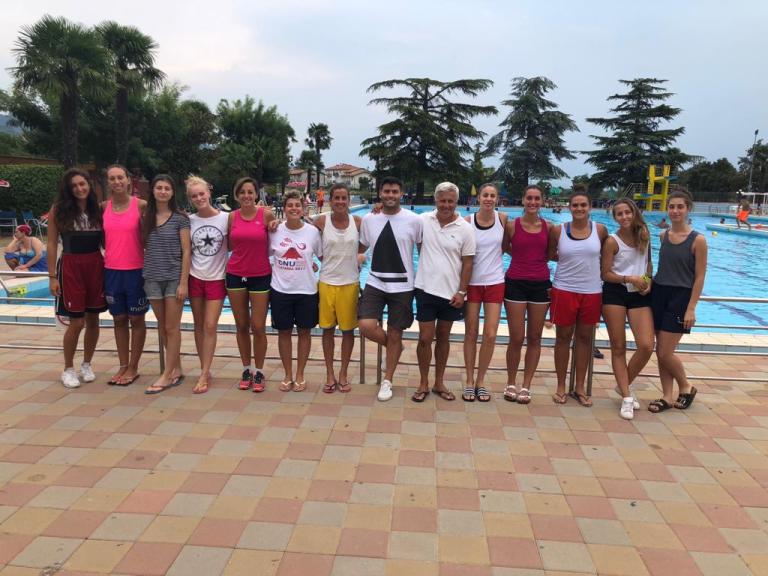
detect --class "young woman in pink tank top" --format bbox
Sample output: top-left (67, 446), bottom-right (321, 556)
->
top-left (502, 185), bottom-right (552, 405)
top-left (102, 165), bottom-right (148, 387)
top-left (225, 177), bottom-right (275, 392)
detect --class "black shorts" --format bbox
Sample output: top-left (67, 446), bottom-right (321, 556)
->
top-left (270, 290), bottom-right (319, 330)
top-left (504, 278), bottom-right (551, 304)
top-left (602, 282), bottom-right (651, 310)
top-left (651, 283), bottom-right (692, 334)
top-left (415, 288), bottom-right (464, 323)
top-left (226, 273), bottom-right (271, 293)
top-left (358, 285), bottom-right (414, 330)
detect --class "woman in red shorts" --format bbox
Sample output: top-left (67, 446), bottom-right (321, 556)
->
top-left (548, 186), bottom-right (608, 406)
top-left (503, 185), bottom-right (552, 404)
top-left (47, 169), bottom-right (107, 389)
top-left (462, 183), bottom-right (508, 402)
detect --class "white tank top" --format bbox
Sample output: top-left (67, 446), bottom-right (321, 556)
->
top-left (611, 233), bottom-right (648, 292)
top-left (469, 211), bottom-right (504, 285)
top-left (553, 221), bottom-right (602, 294)
top-left (319, 215), bottom-right (360, 285)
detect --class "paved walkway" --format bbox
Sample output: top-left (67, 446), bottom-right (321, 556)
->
top-left (1, 323), bottom-right (768, 575)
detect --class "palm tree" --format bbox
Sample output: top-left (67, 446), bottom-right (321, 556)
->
top-left (305, 123), bottom-right (332, 190)
top-left (96, 21), bottom-right (165, 165)
top-left (11, 15), bottom-right (111, 167)
top-left (298, 149), bottom-right (320, 195)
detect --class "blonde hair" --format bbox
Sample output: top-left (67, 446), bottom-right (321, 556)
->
top-left (185, 175), bottom-right (210, 192)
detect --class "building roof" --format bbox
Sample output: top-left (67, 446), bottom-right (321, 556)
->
top-left (325, 163), bottom-right (367, 173)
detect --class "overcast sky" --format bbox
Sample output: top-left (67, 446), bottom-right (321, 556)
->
top-left (2, 0), bottom-right (766, 185)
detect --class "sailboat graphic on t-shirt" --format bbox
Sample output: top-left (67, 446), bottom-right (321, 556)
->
top-left (370, 221), bottom-right (407, 283)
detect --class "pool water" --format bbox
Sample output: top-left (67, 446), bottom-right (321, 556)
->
top-left (6, 207), bottom-right (767, 332)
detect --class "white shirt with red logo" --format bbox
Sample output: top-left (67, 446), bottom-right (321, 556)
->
top-left (269, 222), bottom-right (323, 294)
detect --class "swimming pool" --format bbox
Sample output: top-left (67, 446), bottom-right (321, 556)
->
top-left (5, 206), bottom-right (767, 332)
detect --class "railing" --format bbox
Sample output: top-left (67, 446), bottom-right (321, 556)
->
top-left (1, 271), bottom-right (767, 391)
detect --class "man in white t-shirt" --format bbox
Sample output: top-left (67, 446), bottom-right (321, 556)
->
top-left (412, 182), bottom-right (475, 403)
top-left (358, 176), bottom-right (423, 401)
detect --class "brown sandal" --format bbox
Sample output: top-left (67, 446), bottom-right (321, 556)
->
top-left (569, 390), bottom-right (593, 407)
top-left (552, 392), bottom-right (567, 404)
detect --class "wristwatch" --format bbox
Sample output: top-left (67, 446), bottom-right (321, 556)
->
top-left (457, 290), bottom-right (467, 296)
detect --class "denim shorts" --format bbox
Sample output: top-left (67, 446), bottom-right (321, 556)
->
top-left (144, 279), bottom-right (180, 299)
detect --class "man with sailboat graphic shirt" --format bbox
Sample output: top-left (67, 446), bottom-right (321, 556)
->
top-left (358, 176), bottom-right (423, 401)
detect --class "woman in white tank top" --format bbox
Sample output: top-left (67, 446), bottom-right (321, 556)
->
top-left (314, 185), bottom-right (364, 393)
top-left (462, 184), bottom-right (507, 402)
top-left (548, 189), bottom-right (608, 407)
top-left (601, 199), bottom-right (654, 420)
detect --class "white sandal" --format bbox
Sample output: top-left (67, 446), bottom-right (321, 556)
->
top-left (503, 384), bottom-right (518, 402)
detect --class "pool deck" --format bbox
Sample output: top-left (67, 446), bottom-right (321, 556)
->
top-left (1, 316), bottom-right (768, 575)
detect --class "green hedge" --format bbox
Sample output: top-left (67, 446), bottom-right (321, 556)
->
top-left (0, 164), bottom-right (64, 218)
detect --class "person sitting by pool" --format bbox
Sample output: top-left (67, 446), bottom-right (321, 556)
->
top-left (719, 218), bottom-right (726, 224)
top-left (4, 224), bottom-right (48, 272)
top-left (656, 218), bottom-right (669, 229)
top-left (737, 200), bottom-right (752, 230)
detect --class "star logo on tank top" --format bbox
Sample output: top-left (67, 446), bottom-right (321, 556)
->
top-left (370, 221), bottom-right (407, 283)
top-left (192, 225), bottom-right (223, 257)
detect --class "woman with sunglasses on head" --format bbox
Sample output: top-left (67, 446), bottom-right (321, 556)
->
top-left (549, 185), bottom-right (608, 407)
top-left (601, 198), bottom-right (654, 419)
top-left (141, 175), bottom-right (191, 394)
top-left (502, 185), bottom-right (552, 405)
top-left (47, 169), bottom-right (107, 388)
top-left (648, 191), bottom-right (707, 413)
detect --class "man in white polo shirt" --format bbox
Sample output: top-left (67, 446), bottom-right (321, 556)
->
top-left (412, 182), bottom-right (475, 402)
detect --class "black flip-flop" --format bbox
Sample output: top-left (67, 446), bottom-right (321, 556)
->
top-left (115, 374), bottom-right (140, 387)
top-left (648, 398), bottom-right (673, 413)
top-left (431, 388), bottom-right (455, 401)
top-left (462, 387), bottom-right (476, 402)
top-left (675, 386), bottom-right (698, 410)
top-left (411, 390), bottom-right (428, 403)
top-left (144, 375), bottom-right (184, 395)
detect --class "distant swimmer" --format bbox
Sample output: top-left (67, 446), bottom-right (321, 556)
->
top-left (656, 218), bottom-right (669, 229)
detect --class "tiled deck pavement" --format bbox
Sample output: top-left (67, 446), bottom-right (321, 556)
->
top-left (1, 323), bottom-right (768, 575)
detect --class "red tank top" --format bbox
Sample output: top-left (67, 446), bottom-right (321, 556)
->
top-left (505, 217), bottom-right (550, 281)
top-left (226, 207), bottom-right (270, 277)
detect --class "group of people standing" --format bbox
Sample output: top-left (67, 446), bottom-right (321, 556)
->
top-left (45, 168), bottom-right (707, 420)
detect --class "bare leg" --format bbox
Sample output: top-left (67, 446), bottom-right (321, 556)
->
top-left (339, 331), bottom-right (355, 388)
top-left (62, 317), bottom-right (85, 369)
top-left (626, 306), bottom-right (655, 384)
top-left (112, 315), bottom-right (130, 380)
top-left (475, 302), bottom-right (502, 390)
top-left (146, 300), bottom-right (169, 389)
top-left (322, 328), bottom-right (337, 386)
top-left (190, 296), bottom-right (206, 364)
top-left (505, 301), bottom-right (526, 386)
top-left (250, 292), bottom-right (269, 371)
top-left (195, 299), bottom-right (223, 391)
top-left (162, 296), bottom-right (184, 379)
top-left (416, 321), bottom-right (435, 391)
top-left (278, 329), bottom-right (293, 382)
top-left (82, 313), bottom-right (100, 364)
top-left (384, 327), bottom-right (404, 382)
top-left (604, 304), bottom-right (631, 397)
top-left (554, 324), bottom-right (575, 397)
top-left (228, 289), bottom-right (252, 367)
top-left (572, 322), bottom-right (594, 397)
top-left (521, 303), bottom-right (548, 390)
top-left (124, 315), bottom-right (146, 380)
top-left (359, 318), bottom-right (386, 346)
top-left (433, 320), bottom-right (453, 391)
top-left (463, 301), bottom-right (480, 387)
top-left (655, 330), bottom-right (689, 405)
top-left (295, 328), bottom-right (311, 384)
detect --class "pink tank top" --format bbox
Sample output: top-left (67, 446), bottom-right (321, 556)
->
top-left (226, 207), bottom-right (271, 277)
top-left (103, 196), bottom-right (144, 270)
top-left (505, 217), bottom-right (550, 281)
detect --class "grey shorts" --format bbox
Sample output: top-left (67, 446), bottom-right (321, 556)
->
top-left (358, 285), bottom-right (414, 330)
top-left (144, 279), bottom-right (180, 299)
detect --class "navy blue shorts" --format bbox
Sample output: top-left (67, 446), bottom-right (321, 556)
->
top-left (651, 283), bottom-right (692, 334)
top-left (415, 288), bottom-right (464, 323)
top-left (270, 290), bottom-right (319, 330)
top-left (104, 268), bottom-right (149, 317)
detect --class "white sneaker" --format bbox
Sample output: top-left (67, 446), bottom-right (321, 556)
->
top-left (377, 379), bottom-right (393, 402)
top-left (80, 362), bottom-right (96, 383)
top-left (620, 397), bottom-right (635, 420)
top-left (61, 368), bottom-right (81, 389)
top-left (629, 386), bottom-right (640, 410)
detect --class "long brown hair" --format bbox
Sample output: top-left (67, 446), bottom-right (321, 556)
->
top-left (141, 174), bottom-right (187, 246)
top-left (612, 198), bottom-right (649, 250)
top-left (54, 168), bottom-right (102, 232)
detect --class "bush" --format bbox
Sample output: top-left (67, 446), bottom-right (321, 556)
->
top-left (0, 164), bottom-right (64, 218)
